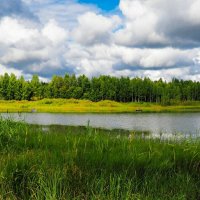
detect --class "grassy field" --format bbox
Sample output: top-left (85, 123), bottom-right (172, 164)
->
top-left (0, 118), bottom-right (200, 199)
top-left (1, 99), bottom-right (200, 113)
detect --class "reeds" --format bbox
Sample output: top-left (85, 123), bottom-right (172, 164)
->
top-left (0, 118), bottom-right (199, 199)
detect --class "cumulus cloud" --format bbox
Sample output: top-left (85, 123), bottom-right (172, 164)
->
top-left (23, 0), bottom-right (97, 28)
top-left (116, 0), bottom-right (200, 48)
top-left (0, 0), bottom-right (199, 81)
top-left (0, 16), bottom-right (70, 77)
top-left (0, 0), bottom-right (36, 20)
top-left (42, 19), bottom-right (68, 45)
top-left (112, 47), bottom-right (197, 68)
top-left (115, 0), bottom-right (167, 47)
top-left (0, 17), bottom-right (39, 45)
top-left (72, 12), bottom-right (120, 45)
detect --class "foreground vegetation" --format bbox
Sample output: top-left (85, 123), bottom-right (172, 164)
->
top-left (0, 118), bottom-right (200, 199)
top-left (1, 73), bottom-right (200, 104)
top-left (2, 99), bottom-right (200, 113)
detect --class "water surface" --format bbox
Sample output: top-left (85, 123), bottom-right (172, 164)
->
top-left (1, 113), bottom-right (200, 136)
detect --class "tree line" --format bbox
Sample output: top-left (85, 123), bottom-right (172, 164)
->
top-left (0, 73), bottom-right (200, 104)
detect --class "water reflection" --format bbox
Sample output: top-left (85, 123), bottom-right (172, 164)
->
top-left (1, 113), bottom-right (200, 136)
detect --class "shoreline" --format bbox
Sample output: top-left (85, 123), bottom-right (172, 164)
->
top-left (1, 99), bottom-right (200, 113)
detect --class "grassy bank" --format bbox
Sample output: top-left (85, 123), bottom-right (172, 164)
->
top-left (0, 118), bottom-right (200, 199)
top-left (1, 99), bottom-right (200, 113)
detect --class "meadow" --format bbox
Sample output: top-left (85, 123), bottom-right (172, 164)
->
top-left (1, 99), bottom-right (200, 113)
top-left (0, 118), bottom-right (199, 199)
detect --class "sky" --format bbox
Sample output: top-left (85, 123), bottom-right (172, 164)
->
top-left (0, 0), bottom-right (200, 81)
top-left (78, 0), bottom-right (119, 11)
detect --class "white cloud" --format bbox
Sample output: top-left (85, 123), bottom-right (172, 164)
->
top-left (72, 12), bottom-right (120, 45)
top-left (0, 16), bottom-right (70, 77)
top-left (188, 1), bottom-right (200, 24)
top-left (110, 46), bottom-right (197, 68)
top-left (0, 0), bottom-right (200, 81)
top-left (116, 0), bottom-right (200, 47)
top-left (0, 17), bottom-right (39, 45)
top-left (120, 0), bottom-right (147, 19)
top-left (42, 19), bottom-right (68, 44)
top-left (24, 0), bottom-right (97, 29)
top-left (193, 52), bottom-right (200, 65)
top-left (115, 0), bottom-right (167, 46)
top-left (0, 64), bottom-right (22, 77)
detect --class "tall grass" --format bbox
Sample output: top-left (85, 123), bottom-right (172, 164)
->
top-left (0, 118), bottom-right (199, 199)
top-left (2, 98), bottom-right (200, 113)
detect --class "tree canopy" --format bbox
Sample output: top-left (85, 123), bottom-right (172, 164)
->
top-left (0, 73), bottom-right (200, 104)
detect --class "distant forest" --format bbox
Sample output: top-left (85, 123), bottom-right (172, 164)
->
top-left (0, 73), bottom-right (200, 104)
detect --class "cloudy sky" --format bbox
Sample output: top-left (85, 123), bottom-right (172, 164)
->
top-left (0, 0), bottom-right (200, 81)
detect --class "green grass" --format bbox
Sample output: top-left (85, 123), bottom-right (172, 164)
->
top-left (2, 98), bottom-right (200, 113)
top-left (0, 118), bottom-right (200, 199)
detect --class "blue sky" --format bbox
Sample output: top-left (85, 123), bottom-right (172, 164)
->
top-left (0, 0), bottom-right (200, 81)
top-left (78, 0), bottom-right (119, 11)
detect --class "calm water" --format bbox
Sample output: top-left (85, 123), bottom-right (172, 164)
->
top-left (1, 113), bottom-right (200, 136)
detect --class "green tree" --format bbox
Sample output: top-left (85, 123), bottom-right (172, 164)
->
top-left (22, 81), bottom-right (33, 100)
top-left (7, 73), bottom-right (17, 100)
top-left (31, 75), bottom-right (41, 99)
top-left (14, 76), bottom-right (26, 100)
top-left (49, 76), bottom-right (64, 98)
top-left (2, 73), bottom-right (10, 100)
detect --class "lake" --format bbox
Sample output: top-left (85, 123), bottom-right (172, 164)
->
top-left (1, 112), bottom-right (200, 137)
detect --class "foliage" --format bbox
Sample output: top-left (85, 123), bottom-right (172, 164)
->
top-left (1, 74), bottom-right (200, 103)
